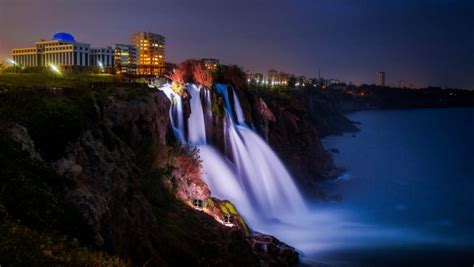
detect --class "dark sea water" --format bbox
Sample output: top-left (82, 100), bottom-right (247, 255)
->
top-left (305, 108), bottom-right (474, 267)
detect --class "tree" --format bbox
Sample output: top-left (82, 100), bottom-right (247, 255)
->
top-left (287, 75), bottom-right (296, 88)
top-left (0, 60), bottom-right (5, 74)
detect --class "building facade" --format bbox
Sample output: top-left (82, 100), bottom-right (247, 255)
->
top-left (201, 58), bottom-right (219, 71)
top-left (249, 73), bottom-right (264, 83)
top-left (90, 47), bottom-right (115, 69)
top-left (12, 32), bottom-right (91, 69)
top-left (113, 44), bottom-right (138, 75)
top-left (377, 71), bottom-right (386, 86)
top-left (131, 32), bottom-right (165, 76)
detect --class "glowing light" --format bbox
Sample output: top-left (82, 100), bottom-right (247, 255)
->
top-left (97, 61), bottom-right (104, 69)
top-left (8, 59), bottom-right (17, 65)
top-left (49, 63), bottom-right (61, 75)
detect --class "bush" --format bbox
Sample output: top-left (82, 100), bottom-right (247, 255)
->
top-left (192, 63), bottom-right (213, 89)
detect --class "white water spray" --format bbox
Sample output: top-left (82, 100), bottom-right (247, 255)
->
top-left (159, 83), bottom-right (306, 233)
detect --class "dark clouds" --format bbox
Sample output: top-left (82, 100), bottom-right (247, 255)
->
top-left (1, 0), bottom-right (473, 88)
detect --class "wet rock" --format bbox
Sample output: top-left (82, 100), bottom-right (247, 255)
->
top-left (251, 232), bottom-right (299, 266)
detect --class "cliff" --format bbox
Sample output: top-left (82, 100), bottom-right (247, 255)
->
top-left (236, 88), bottom-right (357, 193)
top-left (0, 80), bottom-right (298, 266)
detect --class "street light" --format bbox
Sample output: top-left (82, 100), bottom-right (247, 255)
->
top-left (8, 59), bottom-right (17, 65)
top-left (8, 59), bottom-right (18, 74)
top-left (97, 61), bottom-right (104, 73)
top-left (49, 63), bottom-right (61, 75)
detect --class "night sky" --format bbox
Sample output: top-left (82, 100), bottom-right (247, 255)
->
top-left (1, 0), bottom-right (473, 88)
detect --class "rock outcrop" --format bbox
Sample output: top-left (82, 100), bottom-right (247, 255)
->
top-left (248, 90), bottom-right (341, 189)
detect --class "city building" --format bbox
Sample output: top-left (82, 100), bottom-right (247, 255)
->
top-left (377, 71), bottom-right (386, 86)
top-left (201, 58), bottom-right (219, 71)
top-left (113, 44), bottom-right (138, 75)
top-left (267, 69), bottom-right (290, 85)
top-left (12, 32), bottom-right (91, 69)
top-left (131, 32), bottom-right (165, 76)
top-left (249, 73), bottom-right (264, 83)
top-left (268, 69), bottom-right (278, 83)
top-left (90, 47), bottom-right (115, 72)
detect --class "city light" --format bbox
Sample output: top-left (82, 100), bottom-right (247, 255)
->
top-left (8, 59), bottom-right (17, 65)
top-left (98, 61), bottom-right (104, 69)
top-left (49, 63), bottom-right (61, 75)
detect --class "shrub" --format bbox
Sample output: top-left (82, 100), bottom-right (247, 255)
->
top-left (166, 69), bottom-right (186, 96)
top-left (223, 65), bottom-right (248, 89)
top-left (192, 63), bottom-right (213, 89)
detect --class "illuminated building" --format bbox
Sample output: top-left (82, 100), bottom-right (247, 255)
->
top-left (249, 73), bottom-right (264, 83)
top-left (377, 71), bottom-right (386, 86)
top-left (113, 44), bottom-right (138, 75)
top-left (90, 47), bottom-right (115, 71)
top-left (201, 58), bottom-right (219, 71)
top-left (267, 69), bottom-right (290, 85)
top-left (268, 69), bottom-right (278, 83)
top-left (12, 33), bottom-right (91, 69)
top-left (131, 32), bottom-right (165, 76)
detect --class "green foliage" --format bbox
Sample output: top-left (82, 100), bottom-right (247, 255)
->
top-left (155, 76), bottom-right (168, 88)
top-left (135, 77), bottom-right (148, 84)
top-left (0, 90), bottom-right (95, 159)
top-left (0, 73), bottom-right (121, 89)
top-left (0, 219), bottom-right (128, 267)
top-left (171, 81), bottom-right (185, 95)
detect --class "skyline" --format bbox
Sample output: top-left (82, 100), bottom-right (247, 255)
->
top-left (1, 0), bottom-right (473, 89)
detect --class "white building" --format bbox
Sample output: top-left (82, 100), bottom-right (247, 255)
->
top-left (12, 32), bottom-right (91, 68)
top-left (90, 47), bottom-right (114, 68)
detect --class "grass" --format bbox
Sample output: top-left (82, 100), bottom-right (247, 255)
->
top-left (0, 88), bottom-right (96, 159)
top-left (0, 73), bottom-right (154, 160)
top-left (0, 73), bottom-right (122, 89)
top-left (0, 218), bottom-right (128, 267)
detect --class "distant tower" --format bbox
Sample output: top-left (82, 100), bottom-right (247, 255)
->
top-left (377, 72), bottom-right (386, 86)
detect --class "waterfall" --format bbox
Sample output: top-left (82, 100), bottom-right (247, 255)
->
top-left (158, 83), bottom-right (306, 231)
top-left (232, 89), bottom-right (246, 125)
top-left (160, 84), bottom-right (186, 143)
top-left (187, 84), bottom-right (207, 145)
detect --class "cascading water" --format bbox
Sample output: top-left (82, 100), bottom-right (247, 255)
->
top-left (159, 82), bottom-right (306, 235)
top-left (232, 89), bottom-right (246, 125)
top-left (187, 84), bottom-right (207, 145)
top-left (160, 83), bottom-right (474, 266)
top-left (160, 84), bottom-right (186, 143)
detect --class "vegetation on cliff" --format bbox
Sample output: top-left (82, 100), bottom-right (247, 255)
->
top-left (0, 74), bottom-right (263, 266)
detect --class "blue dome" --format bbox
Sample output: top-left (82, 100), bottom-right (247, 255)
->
top-left (52, 32), bottom-right (76, 42)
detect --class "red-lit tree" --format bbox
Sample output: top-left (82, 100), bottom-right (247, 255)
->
top-left (192, 63), bottom-right (213, 89)
top-left (166, 68), bottom-right (186, 95)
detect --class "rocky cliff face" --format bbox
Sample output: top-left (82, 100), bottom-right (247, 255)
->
top-left (241, 89), bottom-right (356, 192)
top-left (1, 87), bottom-right (301, 266)
top-left (52, 92), bottom-right (170, 264)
